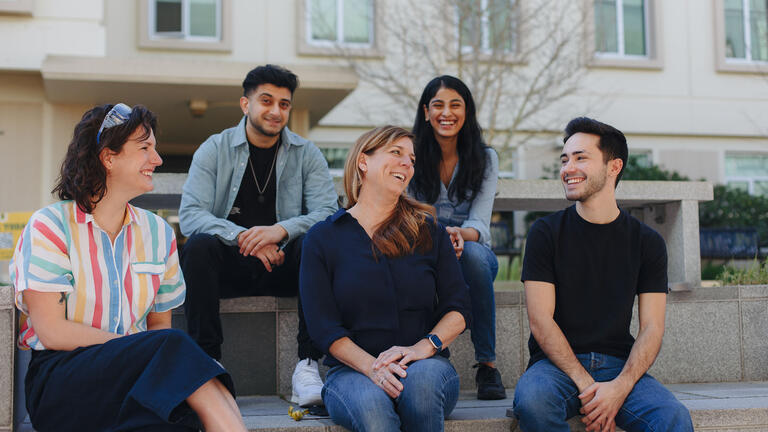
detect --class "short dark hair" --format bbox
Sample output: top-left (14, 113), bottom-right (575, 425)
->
top-left (52, 104), bottom-right (157, 213)
top-left (564, 117), bottom-right (628, 186)
top-left (242, 64), bottom-right (299, 97)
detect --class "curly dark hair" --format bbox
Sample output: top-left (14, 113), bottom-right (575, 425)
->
top-left (52, 104), bottom-right (157, 213)
top-left (410, 75), bottom-right (489, 204)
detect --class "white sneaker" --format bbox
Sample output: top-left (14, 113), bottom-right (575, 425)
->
top-left (290, 358), bottom-right (324, 407)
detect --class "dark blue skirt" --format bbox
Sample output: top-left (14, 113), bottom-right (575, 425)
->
top-left (25, 329), bottom-right (235, 432)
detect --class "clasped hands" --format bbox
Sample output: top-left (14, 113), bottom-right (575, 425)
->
top-left (237, 225), bottom-right (288, 272)
top-left (367, 342), bottom-right (434, 399)
top-left (445, 226), bottom-right (463, 259)
top-left (577, 377), bottom-right (632, 432)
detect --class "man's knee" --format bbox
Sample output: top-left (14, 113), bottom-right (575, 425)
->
top-left (512, 366), bottom-right (572, 423)
top-left (181, 233), bottom-right (221, 263)
top-left (652, 402), bottom-right (693, 431)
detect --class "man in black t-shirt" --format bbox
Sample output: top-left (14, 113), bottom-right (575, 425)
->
top-left (512, 118), bottom-right (692, 431)
top-left (179, 65), bottom-right (338, 407)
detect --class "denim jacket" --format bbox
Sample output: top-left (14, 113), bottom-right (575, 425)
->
top-left (179, 116), bottom-right (338, 245)
top-left (411, 147), bottom-right (498, 247)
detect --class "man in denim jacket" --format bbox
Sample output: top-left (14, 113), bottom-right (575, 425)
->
top-left (179, 65), bottom-right (337, 407)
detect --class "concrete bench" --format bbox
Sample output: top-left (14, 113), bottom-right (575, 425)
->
top-left (134, 174), bottom-right (713, 288)
top-left (14, 385), bottom-right (768, 431)
top-left (1, 174), bottom-right (731, 431)
top-left (6, 281), bottom-right (768, 430)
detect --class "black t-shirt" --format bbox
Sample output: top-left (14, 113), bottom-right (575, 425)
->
top-left (521, 205), bottom-right (668, 368)
top-left (227, 139), bottom-right (278, 228)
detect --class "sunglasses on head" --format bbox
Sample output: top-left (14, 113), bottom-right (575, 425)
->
top-left (96, 103), bottom-right (132, 145)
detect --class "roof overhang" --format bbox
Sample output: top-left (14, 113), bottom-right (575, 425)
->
top-left (40, 55), bottom-right (358, 146)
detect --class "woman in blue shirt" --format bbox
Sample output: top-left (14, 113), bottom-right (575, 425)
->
top-left (300, 126), bottom-right (472, 431)
top-left (409, 76), bottom-right (505, 400)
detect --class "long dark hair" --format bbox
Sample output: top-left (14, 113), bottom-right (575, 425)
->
top-left (411, 75), bottom-right (488, 204)
top-left (52, 104), bottom-right (157, 213)
top-left (344, 126), bottom-right (436, 258)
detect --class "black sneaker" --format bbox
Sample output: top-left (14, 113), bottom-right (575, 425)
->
top-left (474, 363), bottom-right (506, 400)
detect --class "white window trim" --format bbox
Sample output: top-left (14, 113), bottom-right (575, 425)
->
top-left (449, 0), bottom-right (523, 64)
top-left (715, 0), bottom-right (768, 73)
top-left (306, 0), bottom-right (373, 47)
top-left (456, 0), bottom-right (517, 55)
top-left (148, 0), bottom-right (221, 43)
top-left (724, 153), bottom-right (768, 195)
top-left (594, 0), bottom-right (650, 60)
top-left (138, 0), bottom-right (231, 52)
top-left (297, 0), bottom-right (381, 57)
top-left (588, 0), bottom-right (663, 70)
top-left (726, 176), bottom-right (768, 195)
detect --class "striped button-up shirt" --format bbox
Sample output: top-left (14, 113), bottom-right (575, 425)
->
top-left (10, 201), bottom-right (185, 350)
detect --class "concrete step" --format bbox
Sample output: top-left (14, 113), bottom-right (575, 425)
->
top-left (15, 383), bottom-right (768, 431)
top-left (511, 382), bottom-right (768, 432)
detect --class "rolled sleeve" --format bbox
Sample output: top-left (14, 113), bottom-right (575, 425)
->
top-left (461, 148), bottom-right (498, 245)
top-left (179, 138), bottom-right (244, 244)
top-left (434, 225), bottom-right (472, 331)
top-left (299, 227), bottom-right (351, 353)
top-left (153, 228), bottom-right (186, 312)
top-left (11, 212), bottom-right (74, 315)
top-left (277, 145), bottom-right (338, 241)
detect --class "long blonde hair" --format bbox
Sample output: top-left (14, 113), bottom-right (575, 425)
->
top-left (343, 126), bottom-right (436, 258)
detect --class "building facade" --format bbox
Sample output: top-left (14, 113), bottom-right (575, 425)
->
top-left (1, 0), bottom-right (767, 213)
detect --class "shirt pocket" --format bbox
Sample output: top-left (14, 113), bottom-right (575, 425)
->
top-left (130, 261), bottom-right (166, 299)
top-left (131, 261), bottom-right (166, 275)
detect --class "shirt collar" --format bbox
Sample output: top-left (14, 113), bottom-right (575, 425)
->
top-left (329, 208), bottom-right (348, 223)
top-left (75, 202), bottom-right (141, 229)
top-left (232, 116), bottom-right (304, 148)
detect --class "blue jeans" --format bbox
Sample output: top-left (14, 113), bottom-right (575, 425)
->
top-left (322, 356), bottom-right (460, 432)
top-left (512, 353), bottom-right (693, 432)
top-left (459, 241), bottom-right (499, 362)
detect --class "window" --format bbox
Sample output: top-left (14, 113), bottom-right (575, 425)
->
top-left (319, 147), bottom-right (349, 170)
top-left (139, 0), bottom-right (230, 51)
top-left (594, 0), bottom-right (648, 57)
top-left (457, 0), bottom-right (516, 54)
top-left (307, 0), bottom-right (373, 47)
top-left (150, 0), bottom-right (220, 41)
top-left (724, 0), bottom-right (768, 62)
top-left (725, 154), bottom-right (768, 196)
top-left (590, 0), bottom-right (661, 68)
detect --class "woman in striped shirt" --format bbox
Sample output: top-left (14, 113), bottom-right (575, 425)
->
top-left (11, 103), bottom-right (246, 431)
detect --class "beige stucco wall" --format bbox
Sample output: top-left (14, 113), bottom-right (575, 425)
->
top-left (0, 73), bottom-right (90, 211)
top-left (0, 0), bottom-right (104, 70)
top-left (0, 0), bottom-right (767, 209)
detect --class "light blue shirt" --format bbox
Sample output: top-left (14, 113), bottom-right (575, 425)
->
top-left (179, 116), bottom-right (338, 245)
top-left (412, 147), bottom-right (498, 248)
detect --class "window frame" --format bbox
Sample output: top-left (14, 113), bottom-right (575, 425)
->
top-left (588, 0), bottom-right (663, 69)
top-left (715, 0), bottom-right (768, 73)
top-left (724, 153), bottom-right (768, 196)
top-left (138, 0), bottom-right (231, 52)
top-left (456, 0), bottom-right (518, 56)
top-left (297, 0), bottom-right (381, 57)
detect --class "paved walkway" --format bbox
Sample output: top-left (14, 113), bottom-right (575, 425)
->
top-left (16, 382), bottom-right (768, 431)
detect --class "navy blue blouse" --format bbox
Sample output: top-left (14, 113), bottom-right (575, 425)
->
top-left (299, 208), bottom-right (472, 367)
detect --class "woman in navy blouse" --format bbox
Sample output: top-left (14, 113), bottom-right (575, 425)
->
top-left (300, 126), bottom-right (472, 431)
top-left (409, 76), bottom-right (505, 400)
